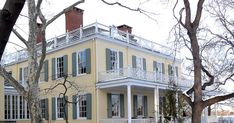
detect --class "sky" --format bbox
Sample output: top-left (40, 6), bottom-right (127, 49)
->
top-left (0, 0), bottom-right (178, 52)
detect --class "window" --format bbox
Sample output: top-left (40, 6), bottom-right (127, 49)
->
top-left (134, 95), bottom-right (147, 117)
top-left (77, 95), bottom-right (87, 118)
top-left (136, 57), bottom-right (143, 70)
top-left (107, 93), bottom-right (124, 118)
top-left (56, 97), bottom-right (65, 119)
top-left (4, 95), bottom-right (29, 120)
top-left (112, 94), bottom-right (120, 117)
top-left (77, 50), bottom-right (87, 74)
top-left (40, 99), bottom-right (46, 119)
top-left (106, 48), bottom-right (123, 71)
top-left (56, 57), bottom-right (64, 78)
top-left (137, 95), bottom-right (144, 116)
top-left (110, 50), bottom-right (119, 70)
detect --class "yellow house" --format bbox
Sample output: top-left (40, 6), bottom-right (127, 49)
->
top-left (0, 7), bottom-right (191, 123)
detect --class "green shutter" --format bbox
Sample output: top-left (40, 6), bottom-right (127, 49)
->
top-left (143, 58), bottom-right (146, 71)
top-left (19, 68), bottom-right (22, 83)
top-left (106, 48), bottom-right (111, 70)
top-left (72, 52), bottom-right (77, 76)
top-left (64, 96), bottom-right (68, 120)
top-left (175, 66), bottom-right (178, 77)
top-left (143, 96), bottom-right (148, 117)
top-left (107, 93), bottom-right (112, 118)
top-left (162, 63), bottom-right (165, 74)
top-left (63, 55), bottom-right (68, 76)
top-left (86, 48), bottom-right (91, 74)
top-left (133, 95), bottom-right (137, 117)
top-left (153, 61), bottom-right (157, 71)
top-left (44, 60), bottom-right (48, 82)
top-left (120, 94), bottom-right (124, 118)
top-left (52, 58), bottom-right (56, 80)
top-left (132, 55), bottom-right (136, 68)
top-left (72, 95), bottom-right (77, 119)
top-left (119, 51), bottom-right (123, 68)
top-left (52, 97), bottom-right (56, 120)
top-left (86, 93), bottom-right (92, 120)
top-left (45, 98), bottom-right (49, 120)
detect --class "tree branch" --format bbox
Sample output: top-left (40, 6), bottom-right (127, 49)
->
top-left (46, 0), bottom-right (85, 27)
top-left (201, 65), bottom-right (214, 90)
top-left (0, 66), bottom-right (27, 97)
top-left (183, 0), bottom-right (192, 29)
top-left (12, 29), bottom-right (29, 48)
top-left (205, 92), bottom-right (234, 107)
top-left (193, 0), bottom-right (205, 29)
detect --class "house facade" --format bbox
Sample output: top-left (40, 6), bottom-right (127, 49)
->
top-left (0, 7), bottom-right (192, 123)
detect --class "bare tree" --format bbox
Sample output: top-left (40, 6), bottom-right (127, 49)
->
top-left (0, 0), bottom-right (84, 123)
top-left (42, 75), bottom-right (83, 123)
top-left (0, 0), bottom-right (25, 59)
top-left (172, 0), bottom-right (234, 123)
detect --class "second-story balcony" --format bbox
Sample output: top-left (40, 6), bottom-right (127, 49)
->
top-left (98, 67), bottom-right (192, 89)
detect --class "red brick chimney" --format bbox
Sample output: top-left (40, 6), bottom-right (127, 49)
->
top-left (65, 7), bottom-right (84, 32)
top-left (117, 24), bottom-right (132, 34)
top-left (37, 23), bottom-right (43, 43)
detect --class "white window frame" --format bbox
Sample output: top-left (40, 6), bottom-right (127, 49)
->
top-left (40, 99), bottom-right (46, 120)
top-left (55, 97), bottom-right (65, 120)
top-left (136, 57), bottom-right (143, 70)
top-left (111, 94), bottom-right (120, 118)
top-left (155, 62), bottom-right (163, 81)
top-left (109, 49), bottom-right (119, 70)
top-left (77, 94), bottom-right (87, 119)
top-left (4, 95), bottom-right (29, 120)
top-left (76, 49), bottom-right (87, 75)
top-left (55, 56), bottom-right (64, 79)
top-left (21, 66), bottom-right (28, 86)
top-left (136, 95), bottom-right (144, 117)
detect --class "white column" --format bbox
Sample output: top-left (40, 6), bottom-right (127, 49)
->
top-left (154, 86), bottom-right (159, 123)
top-left (127, 85), bottom-right (132, 123)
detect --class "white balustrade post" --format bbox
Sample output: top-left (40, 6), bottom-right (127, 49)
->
top-left (66, 32), bottom-right (69, 44)
top-left (80, 25), bottom-right (83, 39)
top-left (54, 38), bottom-right (57, 48)
top-left (126, 31), bottom-right (129, 44)
top-left (127, 85), bottom-right (132, 123)
top-left (95, 21), bottom-right (98, 33)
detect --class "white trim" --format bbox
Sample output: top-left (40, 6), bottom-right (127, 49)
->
top-left (76, 49), bottom-right (88, 75)
top-left (76, 94), bottom-right (88, 119)
top-left (109, 48), bottom-right (120, 70)
top-left (55, 55), bottom-right (64, 79)
top-left (127, 85), bottom-right (132, 123)
top-left (55, 97), bottom-right (65, 120)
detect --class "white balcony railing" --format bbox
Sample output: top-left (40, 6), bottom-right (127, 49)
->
top-left (100, 118), bottom-right (155, 123)
top-left (98, 67), bottom-right (192, 88)
top-left (2, 22), bottom-right (179, 65)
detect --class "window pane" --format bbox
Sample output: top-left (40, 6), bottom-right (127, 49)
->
top-left (57, 98), bottom-right (64, 118)
top-left (78, 50), bottom-right (87, 74)
top-left (137, 95), bottom-right (144, 116)
top-left (111, 94), bottom-right (120, 117)
top-left (56, 57), bottom-right (64, 78)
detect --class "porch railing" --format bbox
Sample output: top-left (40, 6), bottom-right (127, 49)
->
top-left (100, 118), bottom-right (155, 123)
top-left (1, 22), bottom-right (179, 65)
top-left (98, 67), bottom-right (192, 88)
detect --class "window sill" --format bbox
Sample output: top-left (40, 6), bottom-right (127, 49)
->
top-left (77, 73), bottom-right (87, 77)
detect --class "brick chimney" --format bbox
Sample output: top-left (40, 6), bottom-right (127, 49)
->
top-left (65, 7), bottom-right (84, 32)
top-left (37, 23), bottom-right (43, 43)
top-left (117, 24), bottom-right (132, 34)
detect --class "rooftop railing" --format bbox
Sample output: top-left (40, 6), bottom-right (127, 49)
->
top-left (1, 22), bottom-right (180, 65)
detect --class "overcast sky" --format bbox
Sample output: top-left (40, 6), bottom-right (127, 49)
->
top-left (0, 0), bottom-right (178, 52)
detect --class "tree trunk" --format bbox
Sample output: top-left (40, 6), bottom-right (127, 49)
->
top-left (0, 0), bottom-right (25, 59)
top-left (28, 84), bottom-right (42, 123)
top-left (192, 103), bottom-right (203, 123)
